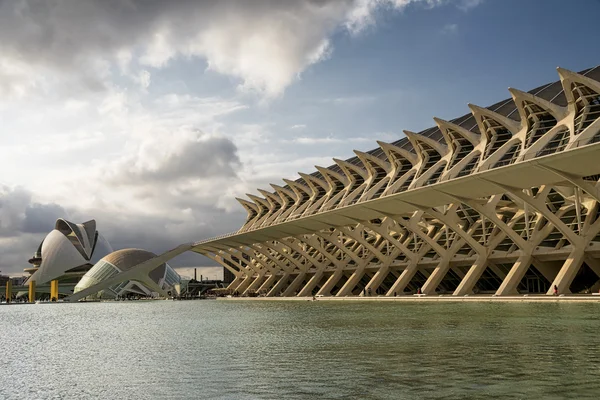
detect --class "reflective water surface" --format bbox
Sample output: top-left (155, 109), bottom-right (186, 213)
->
top-left (2, 300), bottom-right (600, 399)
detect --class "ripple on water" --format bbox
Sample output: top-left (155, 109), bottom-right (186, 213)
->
top-left (2, 301), bottom-right (600, 399)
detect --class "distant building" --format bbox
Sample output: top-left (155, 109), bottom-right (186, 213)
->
top-left (0, 272), bottom-right (9, 287)
top-left (74, 248), bottom-right (181, 299)
top-left (24, 219), bottom-right (113, 294)
top-left (223, 267), bottom-right (235, 284)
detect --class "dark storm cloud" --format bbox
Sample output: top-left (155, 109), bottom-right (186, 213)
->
top-left (0, 186), bottom-right (31, 237)
top-left (22, 203), bottom-right (67, 234)
top-left (0, 0), bottom-right (345, 67)
top-left (71, 203), bottom-right (246, 268)
top-left (0, 186), bottom-right (68, 236)
top-left (110, 135), bottom-right (241, 185)
top-left (0, 0), bottom-right (357, 96)
top-left (0, 182), bottom-right (245, 274)
top-left (0, 186), bottom-right (68, 274)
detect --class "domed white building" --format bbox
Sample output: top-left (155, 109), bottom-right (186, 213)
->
top-left (24, 219), bottom-right (113, 293)
top-left (73, 248), bottom-right (181, 299)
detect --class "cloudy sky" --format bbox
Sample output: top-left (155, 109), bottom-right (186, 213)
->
top-left (1, 0), bottom-right (599, 277)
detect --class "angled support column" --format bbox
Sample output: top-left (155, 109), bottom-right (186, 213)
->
top-left (254, 243), bottom-right (298, 274)
top-left (282, 272), bottom-right (307, 296)
top-left (451, 198), bottom-right (530, 295)
top-left (235, 275), bottom-right (256, 294)
top-left (409, 205), bottom-right (483, 295)
top-left (548, 247), bottom-right (586, 295)
top-left (227, 276), bottom-right (244, 291)
top-left (285, 236), bottom-right (339, 296)
top-left (336, 226), bottom-right (387, 296)
top-left (495, 252), bottom-right (534, 295)
top-left (244, 272), bottom-right (267, 294)
top-left (336, 261), bottom-right (369, 297)
top-left (317, 269), bottom-right (345, 296)
top-left (358, 218), bottom-right (415, 295)
top-left (365, 264), bottom-right (391, 295)
top-left (267, 273), bottom-right (291, 297)
top-left (298, 269), bottom-right (325, 297)
top-left (547, 200), bottom-right (600, 294)
top-left (453, 254), bottom-right (489, 296)
top-left (421, 257), bottom-right (452, 295)
top-left (313, 230), bottom-right (362, 296)
top-left (360, 210), bottom-right (446, 295)
top-left (257, 274), bottom-right (279, 293)
top-left (480, 180), bottom-right (590, 295)
top-left (386, 259), bottom-right (420, 296)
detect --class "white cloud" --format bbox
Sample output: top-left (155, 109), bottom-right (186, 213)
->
top-left (293, 135), bottom-right (373, 144)
top-left (442, 23), bottom-right (459, 34)
top-left (132, 70), bottom-right (151, 91)
top-left (321, 95), bottom-right (377, 106)
top-left (0, 0), bottom-right (481, 99)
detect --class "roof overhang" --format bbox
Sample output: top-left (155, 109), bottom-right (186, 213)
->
top-left (191, 142), bottom-right (600, 252)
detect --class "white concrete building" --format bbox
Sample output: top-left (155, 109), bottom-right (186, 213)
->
top-left (69, 66), bottom-right (600, 301)
top-left (24, 219), bottom-right (113, 292)
top-left (74, 249), bottom-right (181, 299)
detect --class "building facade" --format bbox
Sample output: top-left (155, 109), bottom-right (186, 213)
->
top-left (182, 66), bottom-right (600, 298)
top-left (63, 66), bottom-right (600, 301)
top-left (74, 249), bottom-right (181, 299)
top-left (24, 219), bottom-right (113, 295)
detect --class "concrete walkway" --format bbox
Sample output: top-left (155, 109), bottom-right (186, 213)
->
top-left (219, 294), bottom-right (600, 303)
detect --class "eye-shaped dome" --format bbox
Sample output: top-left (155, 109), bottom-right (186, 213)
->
top-left (73, 248), bottom-right (181, 299)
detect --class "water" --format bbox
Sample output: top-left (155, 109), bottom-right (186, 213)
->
top-left (1, 300), bottom-right (600, 399)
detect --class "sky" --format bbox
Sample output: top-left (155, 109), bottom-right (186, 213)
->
top-left (1, 0), bottom-right (599, 277)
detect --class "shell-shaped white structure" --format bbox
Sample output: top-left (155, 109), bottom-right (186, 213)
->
top-left (73, 249), bottom-right (181, 299)
top-left (26, 219), bottom-right (113, 286)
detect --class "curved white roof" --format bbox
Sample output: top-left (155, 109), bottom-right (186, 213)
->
top-left (27, 219), bottom-right (113, 285)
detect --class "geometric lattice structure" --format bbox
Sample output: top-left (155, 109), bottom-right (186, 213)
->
top-left (67, 66), bottom-right (600, 301)
top-left (186, 66), bottom-right (600, 297)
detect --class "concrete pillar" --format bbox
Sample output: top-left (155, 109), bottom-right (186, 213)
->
top-left (421, 257), bottom-right (451, 295)
top-left (5, 280), bottom-right (12, 303)
top-left (548, 247), bottom-right (586, 295)
top-left (226, 276), bottom-right (244, 292)
top-left (267, 273), bottom-right (290, 297)
top-left (50, 280), bottom-right (59, 300)
top-left (257, 274), bottom-right (278, 294)
top-left (28, 280), bottom-right (36, 303)
top-left (243, 273), bottom-right (266, 295)
top-left (316, 269), bottom-right (344, 296)
top-left (364, 264), bottom-right (390, 296)
top-left (282, 272), bottom-right (307, 297)
top-left (235, 275), bottom-right (254, 294)
top-left (336, 265), bottom-right (366, 297)
top-left (386, 260), bottom-right (418, 296)
top-left (495, 253), bottom-right (533, 296)
top-left (453, 255), bottom-right (488, 296)
top-left (297, 270), bottom-right (324, 297)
